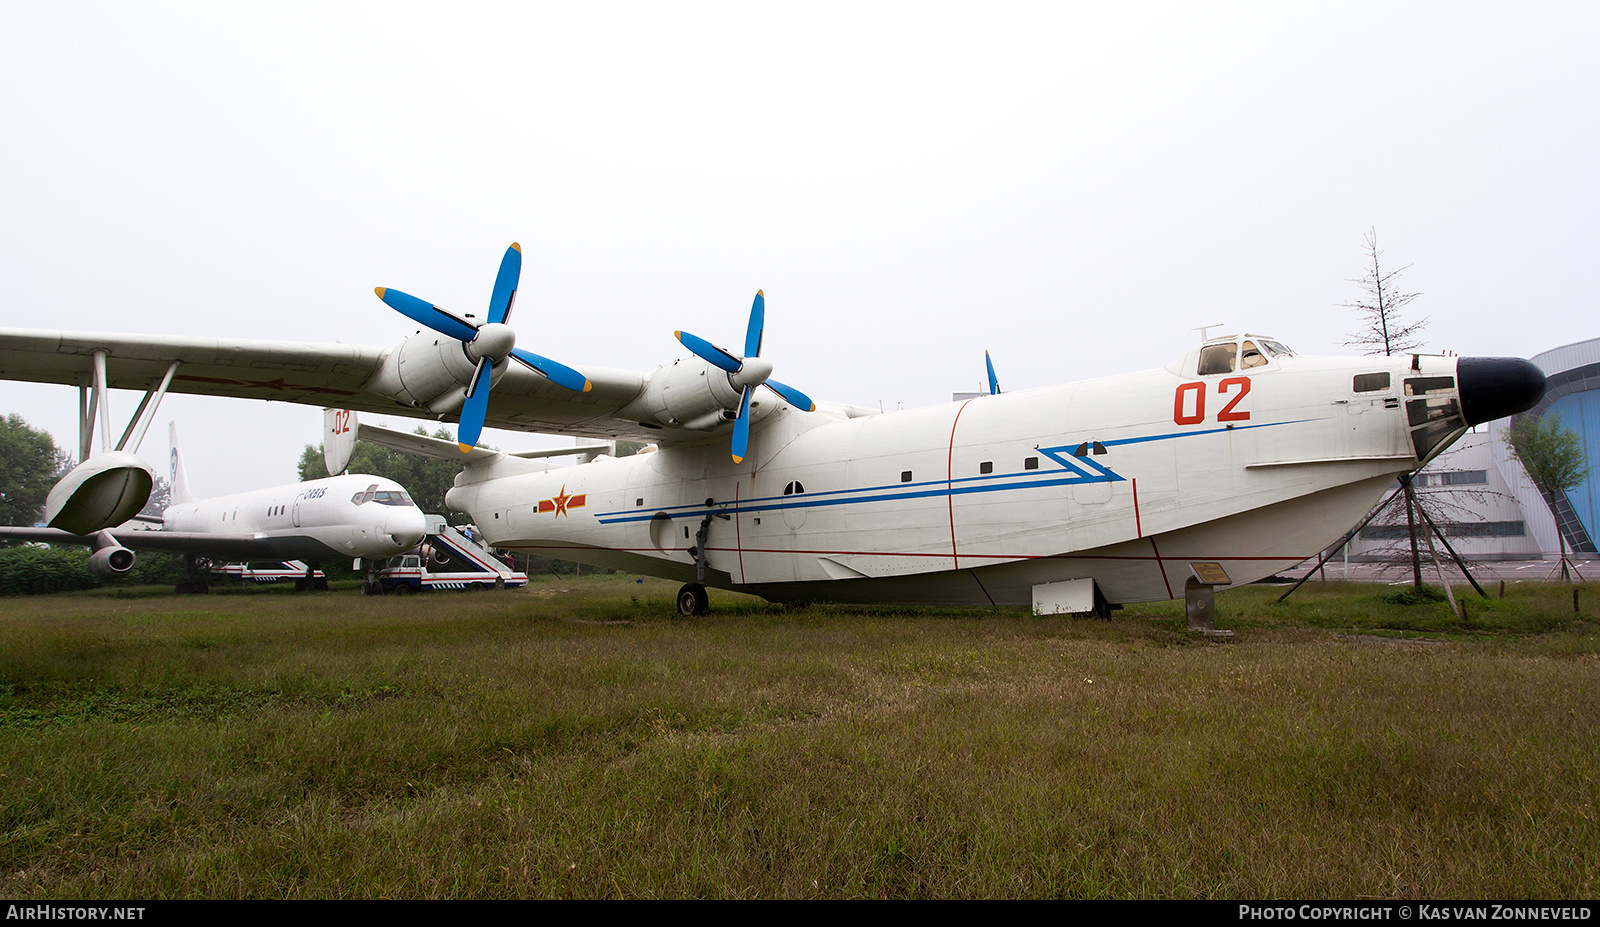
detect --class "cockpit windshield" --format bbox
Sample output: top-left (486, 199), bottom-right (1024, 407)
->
top-left (352, 486), bottom-right (416, 507)
top-left (1196, 335), bottom-right (1295, 375)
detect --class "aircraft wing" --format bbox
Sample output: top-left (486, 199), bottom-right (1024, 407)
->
top-left (0, 525), bottom-right (302, 561)
top-left (0, 328), bottom-right (669, 441)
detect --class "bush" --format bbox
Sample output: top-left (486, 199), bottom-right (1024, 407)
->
top-left (1381, 585), bottom-right (1449, 606)
top-left (0, 545), bottom-right (99, 595)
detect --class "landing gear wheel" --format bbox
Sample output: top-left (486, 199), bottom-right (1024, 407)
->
top-left (392, 583), bottom-right (412, 595)
top-left (676, 583), bottom-right (709, 617)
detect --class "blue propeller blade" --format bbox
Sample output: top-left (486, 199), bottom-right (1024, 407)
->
top-left (376, 287), bottom-right (478, 343)
top-left (744, 291), bottom-right (765, 358)
top-left (488, 243), bottom-right (522, 325)
top-left (510, 348), bottom-right (591, 393)
top-left (986, 351), bottom-right (1001, 395)
top-left (457, 360), bottom-right (493, 451)
top-left (764, 378), bottom-right (815, 412)
top-left (731, 387), bottom-right (752, 464)
top-left (674, 330), bottom-right (743, 373)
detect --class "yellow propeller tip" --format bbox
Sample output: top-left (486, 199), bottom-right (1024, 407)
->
top-left (731, 454), bottom-right (744, 464)
top-left (510, 242), bottom-right (521, 253)
top-left (457, 443), bottom-right (472, 454)
top-left (375, 287), bottom-right (386, 298)
top-left (757, 289), bottom-right (764, 296)
top-left (582, 381), bottom-right (592, 392)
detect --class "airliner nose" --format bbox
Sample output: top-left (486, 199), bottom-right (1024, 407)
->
top-left (388, 507), bottom-right (428, 550)
top-left (1457, 357), bottom-right (1546, 426)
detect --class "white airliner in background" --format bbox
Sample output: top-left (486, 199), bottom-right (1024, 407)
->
top-left (0, 424), bottom-right (428, 587)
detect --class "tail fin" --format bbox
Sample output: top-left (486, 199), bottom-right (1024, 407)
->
top-left (168, 422), bottom-right (195, 504)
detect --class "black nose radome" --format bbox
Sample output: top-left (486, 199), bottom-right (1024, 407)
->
top-left (1457, 357), bottom-right (1546, 426)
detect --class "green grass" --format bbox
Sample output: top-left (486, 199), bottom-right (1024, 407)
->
top-left (1, 576), bottom-right (1597, 898)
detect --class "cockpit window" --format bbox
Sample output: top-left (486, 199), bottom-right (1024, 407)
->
top-left (352, 488), bottom-right (416, 507)
top-left (1197, 342), bottom-right (1237, 375)
top-left (1240, 340), bottom-right (1268, 369)
top-left (1259, 339), bottom-right (1293, 357)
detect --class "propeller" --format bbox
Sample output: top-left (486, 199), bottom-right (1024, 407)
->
top-left (675, 290), bottom-right (815, 463)
top-left (375, 243), bottom-right (590, 452)
top-left (986, 351), bottom-right (1001, 395)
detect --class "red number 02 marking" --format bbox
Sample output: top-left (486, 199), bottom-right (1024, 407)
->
top-left (1173, 382), bottom-right (1206, 425)
top-left (1173, 378), bottom-right (1252, 425)
top-left (332, 410), bottom-right (352, 435)
top-left (1217, 376), bottom-right (1252, 422)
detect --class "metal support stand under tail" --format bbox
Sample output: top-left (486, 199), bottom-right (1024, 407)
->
top-left (1185, 564), bottom-right (1234, 639)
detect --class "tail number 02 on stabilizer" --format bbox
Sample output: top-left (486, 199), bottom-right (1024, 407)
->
top-left (1174, 377), bottom-right (1252, 426)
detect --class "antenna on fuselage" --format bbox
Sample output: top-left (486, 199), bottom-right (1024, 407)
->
top-left (1194, 323), bottom-right (1226, 341)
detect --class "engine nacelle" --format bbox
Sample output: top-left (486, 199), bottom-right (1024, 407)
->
top-left (618, 358), bottom-right (779, 432)
top-left (363, 331), bottom-right (503, 414)
top-left (45, 452), bottom-right (155, 535)
top-left (87, 544), bottom-right (136, 577)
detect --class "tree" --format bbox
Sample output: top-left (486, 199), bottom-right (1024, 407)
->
top-left (0, 413), bottom-right (73, 529)
top-left (1504, 413), bottom-right (1591, 581)
top-left (1340, 228), bottom-right (1443, 593)
top-left (1344, 227), bottom-right (1427, 356)
top-left (139, 475), bottom-right (172, 518)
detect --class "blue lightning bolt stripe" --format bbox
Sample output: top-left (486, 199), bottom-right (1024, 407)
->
top-left (589, 417), bottom-right (1321, 526)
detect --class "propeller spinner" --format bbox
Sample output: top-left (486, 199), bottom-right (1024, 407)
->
top-left (375, 243), bottom-right (590, 452)
top-left (675, 291), bottom-right (815, 463)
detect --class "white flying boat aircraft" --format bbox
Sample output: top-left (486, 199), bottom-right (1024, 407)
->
top-left (0, 424), bottom-right (428, 589)
top-left (0, 243), bottom-right (1546, 615)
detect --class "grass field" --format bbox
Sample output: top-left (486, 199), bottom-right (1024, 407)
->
top-left (2, 576), bottom-right (1597, 899)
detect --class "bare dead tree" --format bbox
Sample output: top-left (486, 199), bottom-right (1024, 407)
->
top-left (1344, 227), bottom-right (1428, 357)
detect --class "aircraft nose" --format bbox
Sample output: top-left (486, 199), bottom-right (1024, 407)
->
top-left (1457, 357), bottom-right (1546, 426)
top-left (388, 507), bottom-right (428, 550)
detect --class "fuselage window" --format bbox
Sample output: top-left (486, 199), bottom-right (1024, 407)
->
top-left (1197, 343), bottom-right (1237, 375)
top-left (901, 471), bottom-right (913, 483)
top-left (1354, 372), bottom-right (1391, 393)
top-left (980, 461), bottom-right (993, 474)
top-left (1024, 457), bottom-right (1039, 470)
top-left (783, 480), bottom-right (805, 495)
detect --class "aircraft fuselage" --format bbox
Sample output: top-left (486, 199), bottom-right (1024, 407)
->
top-left (164, 473), bottom-right (428, 562)
top-left (447, 342), bottom-right (1535, 607)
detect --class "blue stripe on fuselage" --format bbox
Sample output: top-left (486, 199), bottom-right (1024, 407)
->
top-left (590, 418), bottom-right (1316, 525)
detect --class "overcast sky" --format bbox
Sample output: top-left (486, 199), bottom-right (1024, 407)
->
top-left (2, 1), bottom-right (1595, 498)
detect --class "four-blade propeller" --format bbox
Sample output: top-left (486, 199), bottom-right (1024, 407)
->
top-left (375, 243), bottom-right (590, 452)
top-left (675, 290), bottom-right (815, 463)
